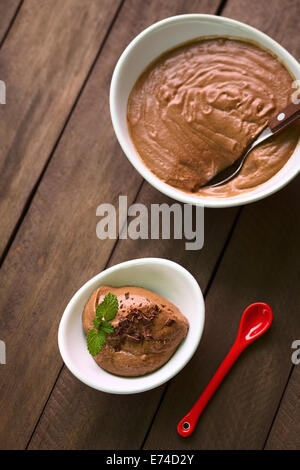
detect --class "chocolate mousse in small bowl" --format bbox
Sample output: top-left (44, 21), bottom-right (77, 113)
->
top-left (110, 15), bottom-right (300, 208)
top-left (58, 259), bottom-right (204, 394)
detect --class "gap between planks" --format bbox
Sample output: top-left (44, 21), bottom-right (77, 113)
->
top-left (0, 0), bottom-right (126, 268)
top-left (24, 0), bottom-right (245, 451)
top-left (140, 205), bottom-right (242, 449)
top-left (24, 154), bottom-right (144, 449)
top-left (0, 0), bottom-right (23, 50)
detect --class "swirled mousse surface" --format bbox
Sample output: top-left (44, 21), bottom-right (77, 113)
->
top-left (127, 38), bottom-right (299, 197)
top-left (82, 285), bottom-right (189, 377)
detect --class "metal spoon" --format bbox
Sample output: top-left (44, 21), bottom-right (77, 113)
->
top-left (177, 302), bottom-right (273, 437)
top-left (204, 101), bottom-right (300, 188)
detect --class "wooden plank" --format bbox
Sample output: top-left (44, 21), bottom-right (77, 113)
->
top-left (142, 0), bottom-right (300, 448)
top-left (0, 0), bottom-right (229, 451)
top-left (144, 177), bottom-right (300, 449)
top-left (0, 2), bottom-right (132, 451)
top-left (222, 0), bottom-right (300, 59)
top-left (265, 365), bottom-right (300, 449)
top-left (28, 187), bottom-right (237, 450)
top-left (0, 0), bottom-right (123, 259)
top-left (0, 0), bottom-right (21, 43)
top-left (0, 0), bottom-right (224, 451)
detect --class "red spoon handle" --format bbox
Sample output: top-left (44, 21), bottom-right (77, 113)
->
top-left (177, 341), bottom-right (244, 437)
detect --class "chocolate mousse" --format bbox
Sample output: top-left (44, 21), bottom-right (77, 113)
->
top-left (127, 37), bottom-right (299, 197)
top-left (82, 285), bottom-right (189, 376)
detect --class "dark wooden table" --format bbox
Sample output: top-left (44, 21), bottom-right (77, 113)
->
top-left (0, 0), bottom-right (300, 450)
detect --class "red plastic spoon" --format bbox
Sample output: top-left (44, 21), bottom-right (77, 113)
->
top-left (177, 302), bottom-right (273, 437)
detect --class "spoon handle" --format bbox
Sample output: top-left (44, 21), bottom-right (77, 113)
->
top-left (177, 341), bottom-right (245, 437)
top-left (269, 101), bottom-right (300, 134)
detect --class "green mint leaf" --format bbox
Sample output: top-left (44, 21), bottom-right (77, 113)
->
top-left (93, 317), bottom-right (102, 329)
top-left (87, 329), bottom-right (106, 356)
top-left (96, 292), bottom-right (119, 321)
top-left (100, 321), bottom-right (115, 334)
top-left (87, 293), bottom-right (118, 355)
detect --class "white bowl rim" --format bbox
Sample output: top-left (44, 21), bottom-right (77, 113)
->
top-left (110, 13), bottom-right (300, 208)
top-left (58, 257), bottom-right (205, 394)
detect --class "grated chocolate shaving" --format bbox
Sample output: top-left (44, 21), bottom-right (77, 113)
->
top-left (108, 303), bottom-right (160, 346)
top-left (124, 333), bottom-right (141, 343)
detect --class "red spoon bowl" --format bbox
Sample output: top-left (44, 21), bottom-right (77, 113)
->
top-left (236, 302), bottom-right (273, 346)
top-left (177, 302), bottom-right (273, 437)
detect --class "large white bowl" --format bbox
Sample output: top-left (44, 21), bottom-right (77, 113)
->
top-left (58, 258), bottom-right (205, 394)
top-left (110, 14), bottom-right (300, 208)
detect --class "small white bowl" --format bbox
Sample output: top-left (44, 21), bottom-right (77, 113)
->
top-left (110, 14), bottom-right (300, 208)
top-left (58, 258), bottom-right (205, 394)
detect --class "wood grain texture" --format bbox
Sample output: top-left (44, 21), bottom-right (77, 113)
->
top-left (0, 0), bottom-right (129, 450)
top-left (0, 0), bottom-right (223, 451)
top-left (0, 0), bottom-right (21, 43)
top-left (142, 0), bottom-right (300, 450)
top-left (0, 0), bottom-right (122, 259)
top-left (265, 365), bottom-right (300, 449)
top-left (21, 0), bottom-right (234, 450)
top-left (28, 186), bottom-right (237, 450)
top-left (1, 0), bottom-right (299, 452)
top-left (144, 174), bottom-right (300, 449)
top-left (222, 0), bottom-right (300, 451)
top-left (223, 0), bottom-right (300, 58)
